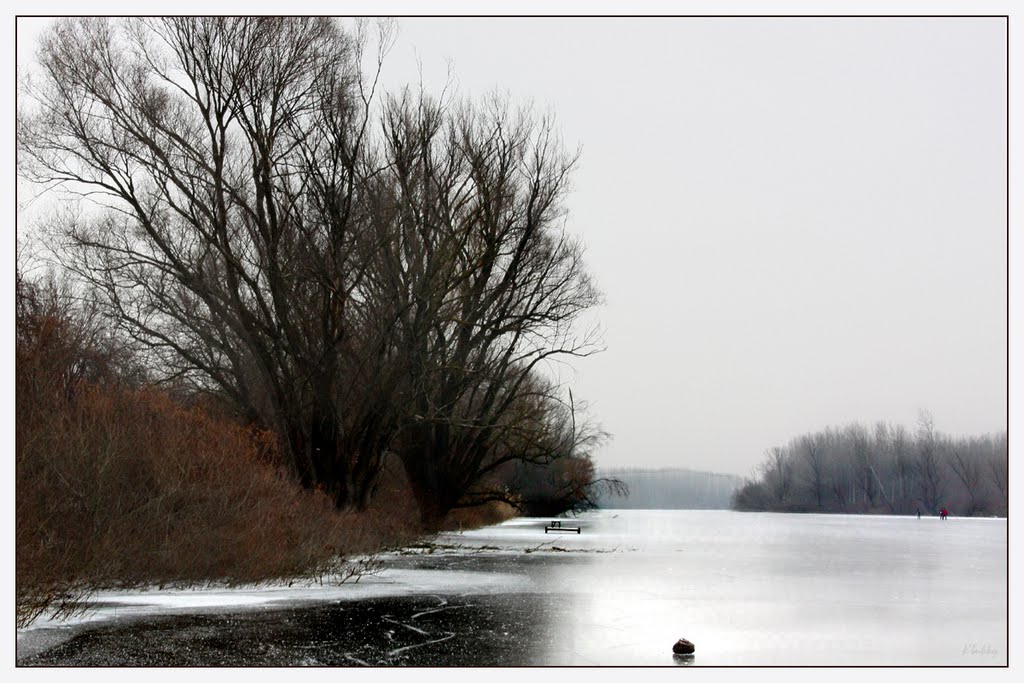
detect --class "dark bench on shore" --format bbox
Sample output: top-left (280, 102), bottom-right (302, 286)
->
top-left (544, 520), bottom-right (581, 534)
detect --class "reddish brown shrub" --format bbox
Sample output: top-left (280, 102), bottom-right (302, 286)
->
top-left (444, 501), bottom-right (518, 531)
top-left (16, 379), bottom-right (422, 626)
top-left (16, 278), bottom-right (417, 626)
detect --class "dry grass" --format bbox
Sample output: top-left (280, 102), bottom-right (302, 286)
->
top-left (445, 502), bottom-right (519, 530)
top-left (15, 283), bottom-right (420, 626)
top-left (16, 379), bottom-right (421, 626)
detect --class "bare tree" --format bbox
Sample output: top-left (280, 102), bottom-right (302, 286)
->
top-left (799, 434), bottom-right (826, 510)
top-left (912, 411), bottom-right (946, 514)
top-left (890, 423), bottom-right (916, 513)
top-left (986, 433), bottom-right (1008, 515)
top-left (21, 17), bottom-right (396, 508)
top-left (946, 438), bottom-right (984, 516)
top-left (847, 423), bottom-right (877, 509)
top-left (759, 446), bottom-right (793, 507)
top-left (824, 427), bottom-right (858, 510)
top-left (366, 90), bottom-right (604, 524)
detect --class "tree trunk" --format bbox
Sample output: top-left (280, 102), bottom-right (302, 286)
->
top-left (399, 425), bottom-right (461, 529)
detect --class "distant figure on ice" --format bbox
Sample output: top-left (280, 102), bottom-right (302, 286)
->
top-left (917, 509), bottom-right (921, 519)
top-left (940, 507), bottom-right (949, 520)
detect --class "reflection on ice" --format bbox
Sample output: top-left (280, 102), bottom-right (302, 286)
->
top-left (436, 510), bottom-right (1006, 665)
top-left (18, 510), bottom-right (1007, 666)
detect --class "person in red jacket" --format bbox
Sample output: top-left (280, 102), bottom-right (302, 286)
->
top-left (940, 507), bottom-right (949, 520)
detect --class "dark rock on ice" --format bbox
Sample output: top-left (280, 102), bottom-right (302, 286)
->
top-left (672, 638), bottom-right (695, 655)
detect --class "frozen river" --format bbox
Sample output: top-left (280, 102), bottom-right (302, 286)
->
top-left (18, 509), bottom-right (1007, 666)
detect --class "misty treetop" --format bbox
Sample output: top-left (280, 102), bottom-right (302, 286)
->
top-left (19, 17), bottom-right (612, 526)
top-left (732, 416), bottom-right (1007, 517)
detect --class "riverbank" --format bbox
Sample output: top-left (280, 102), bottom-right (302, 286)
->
top-left (16, 517), bottom-right (578, 664)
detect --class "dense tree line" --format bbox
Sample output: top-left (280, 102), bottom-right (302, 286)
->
top-left (19, 17), bottom-right (615, 527)
top-left (731, 417), bottom-right (1007, 517)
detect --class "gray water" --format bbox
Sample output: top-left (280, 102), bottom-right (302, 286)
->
top-left (18, 509), bottom-right (1007, 666)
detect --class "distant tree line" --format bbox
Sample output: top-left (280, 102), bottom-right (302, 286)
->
top-left (731, 416), bottom-right (1007, 517)
top-left (593, 468), bottom-right (742, 510)
top-left (19, 17), bottom-right (618, 529)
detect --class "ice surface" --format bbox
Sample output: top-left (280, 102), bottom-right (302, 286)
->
top-left (413, 511), bottom-right (1007, 665)
top-left (18, 567), bottom-right (533, 631)
top-left (18, 510), bottom-right (1008, 666)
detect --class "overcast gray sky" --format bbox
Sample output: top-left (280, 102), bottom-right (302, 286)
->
top-left (14, 15), bottom-right (1009, 477)
top-left (370, 17), bottom-right (1008, 475)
